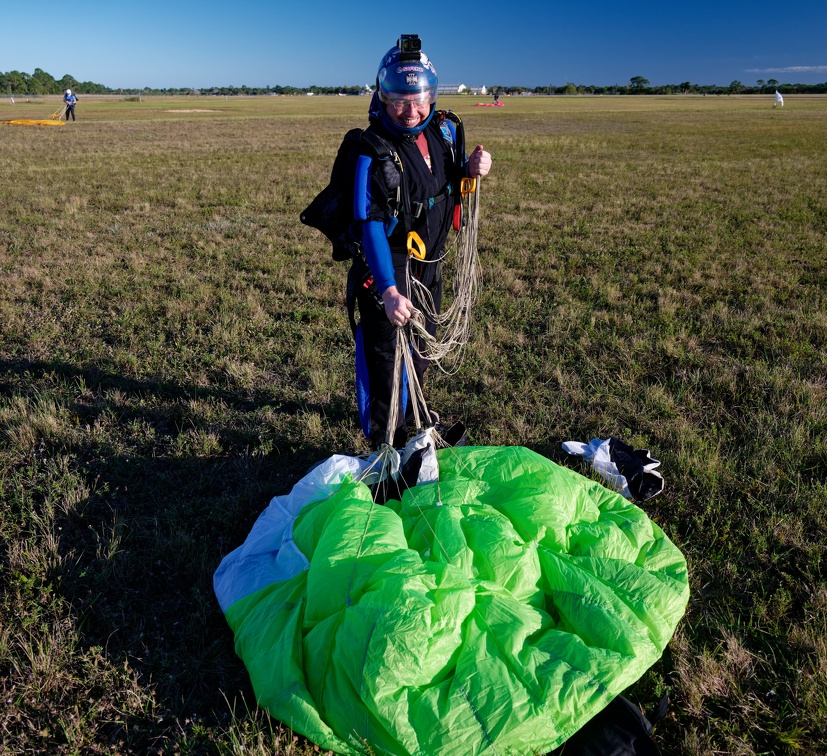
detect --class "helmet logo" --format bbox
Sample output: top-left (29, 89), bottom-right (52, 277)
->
top-left (406, 73), bottom-right (419, 87)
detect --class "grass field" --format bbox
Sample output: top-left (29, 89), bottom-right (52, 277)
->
top-left (1, 93), bottom-right (826, 755)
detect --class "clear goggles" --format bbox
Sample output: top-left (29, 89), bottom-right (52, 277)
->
top-left (379, 90), bottom-right (436, 112)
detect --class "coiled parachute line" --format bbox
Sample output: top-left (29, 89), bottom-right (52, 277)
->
top-left (405, 178), bottom-right (481, 375)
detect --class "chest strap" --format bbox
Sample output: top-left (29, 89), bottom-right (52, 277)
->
top-left (411, 182), bottom-right (453, 219)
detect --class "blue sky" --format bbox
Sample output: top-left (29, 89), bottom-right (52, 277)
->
top-left (5, 0), bottom-right (827, 89)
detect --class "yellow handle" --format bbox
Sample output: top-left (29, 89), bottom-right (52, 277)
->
top-left (460, 177), bottom-right (477, 196)
top-left (407, 230), bottom-right (426, 260)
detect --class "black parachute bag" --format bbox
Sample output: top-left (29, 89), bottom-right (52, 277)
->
top-left (300, 128), bottom-right (365, 261)
top-left (553, 695), bottom-right (668, 756)
top-left (300, 128), bottom-right (404, 262)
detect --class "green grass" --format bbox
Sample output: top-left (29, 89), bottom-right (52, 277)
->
top-left (1, 93), bottom-right (826, 754)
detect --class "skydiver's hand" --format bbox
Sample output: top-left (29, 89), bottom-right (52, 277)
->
top-left (382, 286), bottom-right (413, 327)
top-left (468, 145), bottom-right (492, 178)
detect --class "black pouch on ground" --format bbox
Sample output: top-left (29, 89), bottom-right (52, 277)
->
top-left (607, 438), bottom-right (664, 502)
top-left (438, 420), bottom-right (468, 447)
top-left (551, 695), bottom-right (667, 756)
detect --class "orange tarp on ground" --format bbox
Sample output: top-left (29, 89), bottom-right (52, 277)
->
top-left (0, 119), bottom-right (66, 127)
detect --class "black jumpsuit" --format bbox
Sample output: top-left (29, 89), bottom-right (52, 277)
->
top-left (351, 117), bottom-right (461, 448)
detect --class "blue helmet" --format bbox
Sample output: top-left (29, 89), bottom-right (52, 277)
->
top-left (374, 35), bottom-right (438, 136)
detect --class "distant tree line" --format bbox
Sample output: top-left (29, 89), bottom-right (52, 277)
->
top-left (0, 69), bottom-right (369, 96)
top-left (0, 68), bottom-right (110, 95)
top-left (0, 69), bottom-right (370, 97)
top-left (4, 67), bottom-right (827, 97)
top-left (497, 77), bottom-right (827, 95)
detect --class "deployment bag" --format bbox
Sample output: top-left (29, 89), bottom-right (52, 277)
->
top-left (554, 694), bottom-right (668, 756)
top-left (300, 128), bottom-right (404, 261)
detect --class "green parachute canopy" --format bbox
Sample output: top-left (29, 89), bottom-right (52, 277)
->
top-left (214, 445), bottom-right (688, 755)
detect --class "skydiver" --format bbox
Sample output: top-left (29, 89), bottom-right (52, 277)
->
top-left (334, 35), bottom-right (491, 448)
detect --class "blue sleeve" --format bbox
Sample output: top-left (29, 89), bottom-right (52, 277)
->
top-left (363, 221), bottom-right (395, 294)
top-left (353, 154), bottom-right (395, 294)
top-left (354, 155), bottom-right (371, 221)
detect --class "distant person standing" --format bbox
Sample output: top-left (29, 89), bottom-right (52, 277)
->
top-left (64, 89), bottom-right (77, 121)
top-left (493, 90), bottom-right (500, 104)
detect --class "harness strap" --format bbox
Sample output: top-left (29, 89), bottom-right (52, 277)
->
top-left (347, 255), bottom-right (386, 337)
top-left (362, 129), bottom-right (411, 222)
top-left (362, 121), bottom-right (456, 225)
top-left (412, 183), bottom-right (453, 218)
top-left (346, 264), bottom-right (359, 336)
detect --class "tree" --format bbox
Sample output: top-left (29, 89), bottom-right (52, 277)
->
top-left (680, 81), bottom-right (692, 93)
top-left (729, 80), bottom-right (744, 93)
top-left (756, 79), bottom-right (766, 92)
top-left (1, 70), bottom-right (27, 94)
top-left (767, 78), bottom-right (779, 89)
top-left (629, 76), bottom-right (650, 90)
top-left (59, 74), bottom-right (79, 93)
top-left (31, 67), bottom-right (57, 94)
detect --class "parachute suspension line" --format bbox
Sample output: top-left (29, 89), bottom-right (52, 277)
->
top-left (400, 325), bottom-right (431, 433)
top-left (406, 177), bottom-right (481, 375)
top-left (346, 496), bottom-right (377, 605)
top-left (371, 331), bottom-right (456, 561)
top-left (384, 324), bottom-right (433, 446)
top-left (390, 458), bottom-right (445, 555)
top-left (386, 439), bottom-right (453, 567)
top-left (431, 431), bottom-right (491, 491)
top-left (384, 329), bottom-right (405, 447)
top-left (356, 446), bottom-right (395, 485)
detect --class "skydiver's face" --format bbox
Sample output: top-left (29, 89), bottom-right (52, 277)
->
top-left (385, 97), bottom-right (430, 129)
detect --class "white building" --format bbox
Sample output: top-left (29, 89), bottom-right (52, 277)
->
top-left (437, 84), bottom-right (488, 95)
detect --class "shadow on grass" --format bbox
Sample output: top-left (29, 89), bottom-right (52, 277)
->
top-left (0, 355), bottom-right (338, 415)
top-left (1, 357), bottom-right (352, 750)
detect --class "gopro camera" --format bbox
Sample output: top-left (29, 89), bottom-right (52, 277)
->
top-left (398, 34), bottom-right (422, 62)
